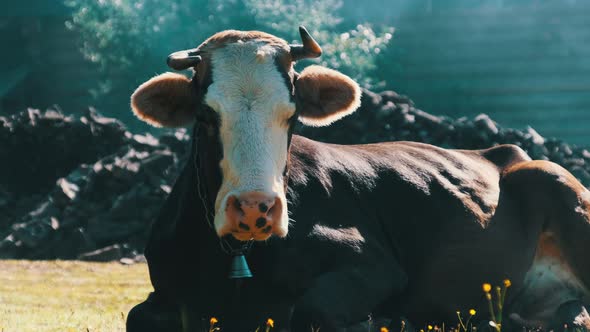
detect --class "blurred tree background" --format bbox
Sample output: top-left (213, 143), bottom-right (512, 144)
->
top-left (0, 0), bottom-right (588, 145)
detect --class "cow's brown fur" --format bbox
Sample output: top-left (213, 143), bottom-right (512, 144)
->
top-left (131, 72), bottom-right (197, 127)
top-left (295, 65), bottom-right (362, 127)
top-left (502, 160), bottom-right (590, 288)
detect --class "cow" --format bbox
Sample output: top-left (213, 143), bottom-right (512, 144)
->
top-left (125, 27), bottom-right (590, 332)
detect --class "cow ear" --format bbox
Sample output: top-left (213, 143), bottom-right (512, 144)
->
top-left (295, 65), bottom-right (361, 127)
top-left (131, 72), bottom-right (198, 127)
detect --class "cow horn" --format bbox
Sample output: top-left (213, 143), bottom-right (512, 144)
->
top-left (167, 48), bottom-right (202, 70)
top-left (290, 26), bottom-right (322, 61)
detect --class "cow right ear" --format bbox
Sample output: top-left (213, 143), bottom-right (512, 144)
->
top-left (295, 65), bottom-right (361, 127)
top-left (131, 72), bottom-right (198, 127)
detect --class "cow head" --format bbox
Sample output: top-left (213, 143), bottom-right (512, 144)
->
top-left (131, 27), bottom-right (361, 241)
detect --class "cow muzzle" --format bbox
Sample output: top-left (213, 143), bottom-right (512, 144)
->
top-left (220, 191), bottom-right (285, 241)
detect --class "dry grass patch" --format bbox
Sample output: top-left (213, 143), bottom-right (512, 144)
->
top-left (0, 260), bottom-right (151, 332)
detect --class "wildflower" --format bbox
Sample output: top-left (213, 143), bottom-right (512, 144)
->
top-left (503, 279), bottom-right (511, 288)
top-left (428, 325), bottom-right (433, 330)
top-left (482, 283), bottom-right (492, 293)
top-left (266, 318), bottom-right (274, 328)
top-left (210, 317), bottom-right (218, 325)
top-left (381, 328), bottom-right (390, 332)
top-left (469, 309), bottom-right (476, 316)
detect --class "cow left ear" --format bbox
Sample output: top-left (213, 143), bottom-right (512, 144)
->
top-left (131, 72), bottom-right (198, 128)
top-left (295, 65), bottom-right (361, 127)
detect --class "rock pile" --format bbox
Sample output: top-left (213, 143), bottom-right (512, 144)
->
top-left (0, 108), bottom-right (189, 260)
top-left (0, 90), bottom-right (588, 260)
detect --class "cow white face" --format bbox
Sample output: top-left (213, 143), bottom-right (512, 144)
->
top-left (130, 27), bottom-right (361, 241)
top-left (205, 42), bottom-right (294, 240)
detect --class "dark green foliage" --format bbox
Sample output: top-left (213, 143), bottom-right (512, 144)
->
top-left (63, 0), bottom-right (393, 131)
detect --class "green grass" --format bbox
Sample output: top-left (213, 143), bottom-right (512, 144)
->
top-left (0, 260), bottom-right (152, 332)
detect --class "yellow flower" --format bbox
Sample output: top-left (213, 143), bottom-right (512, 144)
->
top-left (428, 325), bottom-right (433, 330)
top-left (381, 328), bottom-right (390, 332)
top-left (266, 318), bottom-right (274, 328)
top-left (503, 279), bottom-right (511, 288)
top-left (210, 317), bottom-right (218, 325)
top-left (482, 283), bottom-right (492, 293)
top-left (469, 309), bottom-right (476, 316)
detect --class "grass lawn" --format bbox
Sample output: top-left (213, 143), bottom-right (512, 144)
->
top-left (0, 260), bottom-right (152, 332)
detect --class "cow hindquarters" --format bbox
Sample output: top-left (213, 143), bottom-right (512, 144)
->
top-left (547, 175), bottom-right (590, 292)
top-left (126, 292), bottom-right (182, 332)
top-left (541, 163), bottom-right (590, 330)
top-left (504, 161), bottom-right (590, 288)
top-left (502, 160), bottom-right (590, 328)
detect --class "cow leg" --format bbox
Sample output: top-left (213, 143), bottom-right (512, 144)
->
top-left (290, 261), bottom-right (407, 331)
top-left (126, 292), bottom-right (182, 332)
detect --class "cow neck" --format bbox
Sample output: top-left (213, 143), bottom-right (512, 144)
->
top-left (192, 123), bottom-right (219, 229)
top-left (192, 122), bottom-right (254, 255)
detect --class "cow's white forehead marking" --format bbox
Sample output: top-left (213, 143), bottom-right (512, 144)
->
top-left (204, 40), bottom-right (293, 236)
top-left (205, 41), bottom-right (293, 112)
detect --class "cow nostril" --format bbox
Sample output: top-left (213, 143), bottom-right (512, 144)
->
top-left (227, 193), bottom-right (282, 236)
top-left (256, 217), bottom-right (267, 228)
top-left (267, 197), bottom-right (281, 216)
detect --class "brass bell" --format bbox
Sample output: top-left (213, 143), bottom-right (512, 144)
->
top-left (228, 253), bottom-right (253, 279)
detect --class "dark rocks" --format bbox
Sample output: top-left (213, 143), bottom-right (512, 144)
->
top-left (474, 114), bottom-right (499, 136)
top-left (524, 126), bottom-right (545, 146)
top-left (0, 107), bottom-right (189, 260)
top-left (78, 244), bottom-right (123, 262)
top-left (0, 108), bottom-right (127, 196)
top-left (1, 90), bottom-right (589, 260)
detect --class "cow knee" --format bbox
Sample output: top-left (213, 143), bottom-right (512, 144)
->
top-left (126, 293), bottom-right (182, 332)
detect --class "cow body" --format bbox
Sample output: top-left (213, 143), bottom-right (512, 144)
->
top-left (126, 28), bottom-right (590, 331)
top-left (129, 132), bottom-right (590, 331)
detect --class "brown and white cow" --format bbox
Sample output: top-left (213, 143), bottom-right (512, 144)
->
top-left (126, 27), bottom-right (590, 332)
